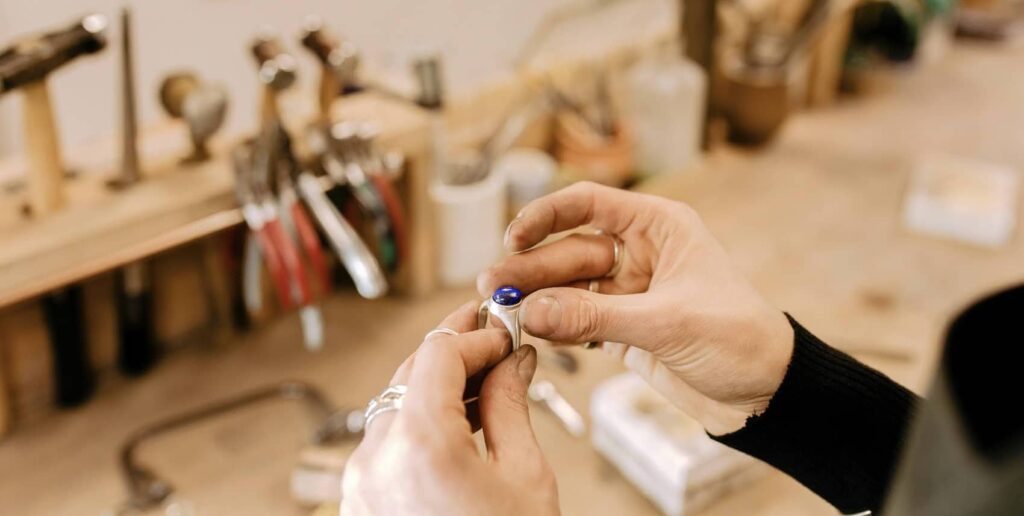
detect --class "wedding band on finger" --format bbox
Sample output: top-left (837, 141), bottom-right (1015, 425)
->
top-left (363, 385), bottom-right (408, 431)
top-left (595, 230), bottom-right (624, 277)
top-left (424, 327), bottom-right (459, 340)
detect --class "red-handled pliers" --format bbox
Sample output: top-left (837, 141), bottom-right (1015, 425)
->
top-left (278, 179), bottom-right (332, 296)
top-left (250, 136), bottom-right (314, 309)
top-left (232, 145), bottom-right (293, 311)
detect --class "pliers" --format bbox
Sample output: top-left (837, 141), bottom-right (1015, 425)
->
top-left (320, 122), bottom-right (400, 272)
top-left (234, 134), bottom-right (324, 351)
top-left (276, 123), bottom-right (389, 300)
top-left (232, 144), bottom-right (293, 312)
top-left (349, 123), bottom-right (409, 267)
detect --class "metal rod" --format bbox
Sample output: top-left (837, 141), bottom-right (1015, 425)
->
top-left (117, 6), bottom-right (140, 185)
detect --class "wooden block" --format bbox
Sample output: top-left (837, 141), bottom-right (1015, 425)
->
top-left (807, 9), bottom-right (855, 107)
top-left (0, 315), bottom-right (12, 437)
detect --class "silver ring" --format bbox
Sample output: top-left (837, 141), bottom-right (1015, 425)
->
top-left (595, 230), bottom-right (624, 277)
top-left (425, 327), bottom-right (459, 340)
top-left (364, 385), bottom-right (407, 431)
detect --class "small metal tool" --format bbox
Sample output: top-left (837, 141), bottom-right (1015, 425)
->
top-left (479, 286), bottom-right (523, 352)
top-left (529, 379), bottom-right (586, 438)
top-left (108, 7), bottom-right (139, 188)
top-left (412, 54), bottom-right (444, 110)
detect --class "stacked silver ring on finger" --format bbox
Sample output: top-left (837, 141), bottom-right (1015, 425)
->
top-left (363, 385), bottom-right (408, 431)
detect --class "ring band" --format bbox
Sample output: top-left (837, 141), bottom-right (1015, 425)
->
top-left (364, 385), bottom-right (407, 431)
top-left (425, 327), bottom-right (459, 340)
top-left (595, 230), bottom-right (624, 277)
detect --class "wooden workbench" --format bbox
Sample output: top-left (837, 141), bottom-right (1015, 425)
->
top-left (1, 40), bottom-right (1022, 515)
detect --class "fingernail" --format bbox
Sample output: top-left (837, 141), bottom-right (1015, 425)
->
top-left (504, 218), bottom-right (519, 249)
top-left (515, 345), bottom-right (537, 383)
top-left (522, 296), bottom-right (561, 336)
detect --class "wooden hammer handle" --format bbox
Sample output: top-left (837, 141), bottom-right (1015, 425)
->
top-left (300, 27), bottom-right (339, 65)
top-left (22, 80), bottom-right (65, 216)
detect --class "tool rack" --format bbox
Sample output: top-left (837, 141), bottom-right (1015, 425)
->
top-left (0, 92), bottom-right (435, 435)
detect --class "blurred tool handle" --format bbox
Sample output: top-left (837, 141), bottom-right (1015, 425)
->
top-left (348, 176), bottom-right (397, 271)
top-left (264, 218), bottom-right (313, 306)
top-left (290, 202), bottom-right (332, 296)
top-left (116, 262), bottom-right (157, 376)
top-left (22, 81), bottom-right (64, 215)
top-left (253, 226), bottom-right (294, 310)
top-left (369, 174), bottom-right (409, 265)
top-left (40, 285), bottom-right (94, 407)
top-left (296, 173), bottom-right (387, 299)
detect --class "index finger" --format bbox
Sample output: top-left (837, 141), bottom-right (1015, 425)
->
top-left (505, 181), bottom-right (644, 252)
top-left (404, 329), bottom-right (511, 418)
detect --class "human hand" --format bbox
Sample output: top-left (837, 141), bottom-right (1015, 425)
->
top-left (340, 302), bottom-right (560, 516)
top-left (478, 182), bottom-right (794, 435)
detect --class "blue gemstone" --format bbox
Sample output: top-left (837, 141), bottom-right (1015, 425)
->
top-left (492, 286), bottom-right (523, 306)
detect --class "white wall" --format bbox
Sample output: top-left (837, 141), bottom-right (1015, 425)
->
top-left (0, 0), bottom-right (675, 165)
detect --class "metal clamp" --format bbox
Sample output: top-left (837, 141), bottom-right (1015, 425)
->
top-left (115, 381), bottom-right (361, 513)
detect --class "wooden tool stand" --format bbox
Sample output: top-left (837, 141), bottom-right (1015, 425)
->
top-left (0, 92), bottom-right (434, 438)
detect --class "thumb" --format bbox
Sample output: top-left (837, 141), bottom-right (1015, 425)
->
top-left (479, 345), bottom-right (545, 476)
top-left (520, 288), bottom-right (649, 345)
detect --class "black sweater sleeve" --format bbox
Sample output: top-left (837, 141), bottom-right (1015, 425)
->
top-left (710, 316), bottom-right (920, 514)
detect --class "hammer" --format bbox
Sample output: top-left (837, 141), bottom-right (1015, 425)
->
top-left (0, 14), bottom-right (107, 407)
top-left (299, 18), bottom-right (359, 118)
top-left (250, 35), bottom-right (296, 126)
top-left (0, 14), bottom-right (107, 215)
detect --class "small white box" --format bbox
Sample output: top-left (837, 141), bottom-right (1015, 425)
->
top-left (903, 153), bottom-right (1020, 248)
top-left (590, 373), bottom-right (761, 515)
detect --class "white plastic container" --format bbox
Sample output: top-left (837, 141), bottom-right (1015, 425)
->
top-left (430, 167), bottom-right (508, 287)
top-left (494, 149), bottom-right (558, 220)
top-left (624, 44), bottom-right (707, 176)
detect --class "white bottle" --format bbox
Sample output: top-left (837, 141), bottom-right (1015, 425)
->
top-left (624, 42), bottom-right (707, 176)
